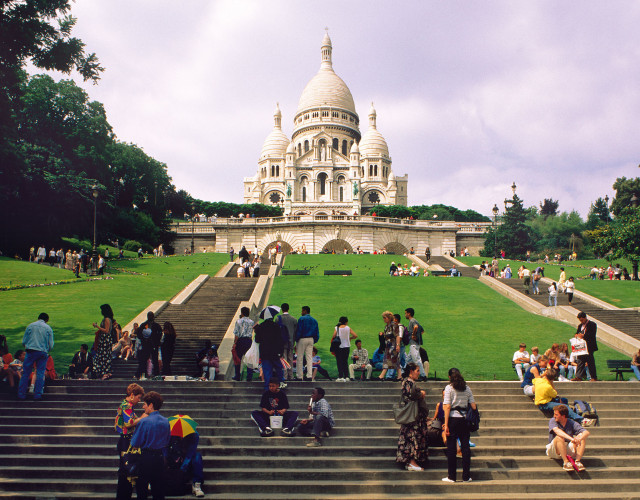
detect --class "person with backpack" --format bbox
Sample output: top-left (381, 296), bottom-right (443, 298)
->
top-left (404, 308), bottom-right (426, 381)
top-left (442, 368), bottom-right (476, 483)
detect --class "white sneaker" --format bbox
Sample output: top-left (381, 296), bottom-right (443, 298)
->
top-left (192, 482), bottom-right (204, 497)
top-left (335, 378), bottom-right (344, 382)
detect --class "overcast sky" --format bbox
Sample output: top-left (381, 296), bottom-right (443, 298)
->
top-left (43, 0), bottom-right (640, 217)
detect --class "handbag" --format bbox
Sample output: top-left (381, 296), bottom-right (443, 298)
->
top-left (393, 400), bottom-right (418, 425)
top-left (122, 446), bottom-right (141, 477)
top-left (330, 327), bottom-right (341, 354)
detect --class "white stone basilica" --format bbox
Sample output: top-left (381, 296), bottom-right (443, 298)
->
top-left (243, 32), bottom-right (408, 215)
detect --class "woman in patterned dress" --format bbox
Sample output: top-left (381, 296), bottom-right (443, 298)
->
top-left (396, 362), bottom-right (429, 471)
top-left (92, 304), bottom-right (115, 380)
top-left (377, 311), bottom-right (401, 381)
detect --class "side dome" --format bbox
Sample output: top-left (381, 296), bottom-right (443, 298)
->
top-left (260, 103), bottom-right (289, 159)
top-left (359, 103), bottom-right (389, 158)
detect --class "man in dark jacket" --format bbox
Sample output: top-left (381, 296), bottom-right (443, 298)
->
top-left (576, 311), bottom-right (598, 381)
top-left (135, 311), bottom-right (163, 379)
top-left (254, 316), bottom-right (284, 392)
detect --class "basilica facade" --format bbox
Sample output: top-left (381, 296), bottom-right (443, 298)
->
top-left (243, 32), bottom-right (408, 215)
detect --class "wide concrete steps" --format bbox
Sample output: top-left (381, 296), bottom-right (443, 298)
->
top-left (113, 277), bottom-right (257, 379)
top-left (419, 256), bottom-right (481, 278)
top-left (0, 381), bottom-right (638, 499)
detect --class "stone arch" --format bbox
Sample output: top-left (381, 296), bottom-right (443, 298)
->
top-left (362, 189), bottom-right (386, 205)
top-left (321, 239), bottom-right (354, 254)
top-left (260, 240), bottom-right (293, 259)
top-left (383, 241), bottom-right (409, 255)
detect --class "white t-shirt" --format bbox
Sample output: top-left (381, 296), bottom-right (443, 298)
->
top-left (565, 282), bottom-right (575, 293)
top-left (336, 325), bottom-right (351, 348)
top-left (530, 353), bottom-right (540, 364)
top-left (513, 350), bottom-right (530, 363)
top-left (548, 285), bottom-right (557, 297)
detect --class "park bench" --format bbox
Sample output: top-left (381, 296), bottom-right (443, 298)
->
top-left (281, 269), bottom-right (310, 276)
top-left (430, 270), bottom-right (460, 277)
top-left (324, 270), bottom-right (352, 276)
top-left (607, 359), bottom-right (633, 380)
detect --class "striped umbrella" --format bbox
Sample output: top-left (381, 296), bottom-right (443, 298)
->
top-left (167, 414), bottom-right (198, 438)
top-left (259, 305), bottom-right (281, 320)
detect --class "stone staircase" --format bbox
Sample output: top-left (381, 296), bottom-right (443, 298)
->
top-left (418, 256), bottom-right (481, 278)
top-left (1, 380), bottom-right (638, 499)
top-left (112, 277), bottom-right (257, 379)
top-left (496, 277), bottom-right (640, 342)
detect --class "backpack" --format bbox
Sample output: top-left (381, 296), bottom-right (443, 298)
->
top-left (466, 405), bottom-right (480, 432)
top-left (572, 400), bottom-right (598, 422)
top-left (401, 325), bottom-right (411, 346)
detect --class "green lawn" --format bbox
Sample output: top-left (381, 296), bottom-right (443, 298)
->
top-left (0, 253), bottom-right (228, 371)
top-left (457, 257), bottom-right (639, 308)
top-left (0, 257), bottom-right (81, 287)
top-left (283, 254), bottom-right (415, 276)
top-left (269, 257), bottom-right (628, 380)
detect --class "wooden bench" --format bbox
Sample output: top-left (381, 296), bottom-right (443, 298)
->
top-left (324, 270), bottom-right (352, 276)
top-left (607, 359), bottom-right (634, 380)
top-left (281, 269), bottom-right (310, 276)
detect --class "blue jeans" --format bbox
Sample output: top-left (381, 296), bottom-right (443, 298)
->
top-left (631, 365), bottom-right (640, 381)
top-left (538, 402), bottom-right (583, 422)
top-left (548, 295), bottom-right (557, 307)
top-left (18, 350), bottom-right (48, 399)
top-left (261, 358), bottom-right (283, 391)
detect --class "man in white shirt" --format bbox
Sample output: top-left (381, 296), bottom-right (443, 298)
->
top-left (512, 343), bottom-right (531, 381)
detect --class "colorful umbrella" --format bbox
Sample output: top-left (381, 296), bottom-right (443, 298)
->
top-left (168, 414), bottom-right (198, 438)
top-left (259, 305), bottom-right (281, 320)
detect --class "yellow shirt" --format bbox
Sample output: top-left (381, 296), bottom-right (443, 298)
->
top-left (533, 377), bottom-right (557, 406)
top-left (559, 271), bottom-right (566, 283)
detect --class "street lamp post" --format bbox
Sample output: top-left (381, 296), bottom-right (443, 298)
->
top-left (632, 194), bottom-right (639, 280)
top-left (492, 204), bottom-right (499, 259)
top-left (191, 203), bottom-right (196, 255)
top-left (91, 185), bottom-right (99, 275)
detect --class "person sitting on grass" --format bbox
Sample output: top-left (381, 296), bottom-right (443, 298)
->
top-left (533, 369), bottom-right (595, 426)
top-left (251, 378), bottom-right (299, 437)
top-left (69, 344), bottom-right (92, 379)
top-left (297, 387), bottom-right (335, 447)
top-left (546, 404), bottom-right (590, 472)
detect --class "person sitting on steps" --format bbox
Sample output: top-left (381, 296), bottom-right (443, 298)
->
top-left (297, 387), bottom-right (334, 447)
top-left (251, 378), bottom-right (299, 437)
top-left (546, 404), bottom-right (590, 472)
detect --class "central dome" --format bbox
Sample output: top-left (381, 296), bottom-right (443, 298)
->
top-left (295, 32), bottom-right (357, 116)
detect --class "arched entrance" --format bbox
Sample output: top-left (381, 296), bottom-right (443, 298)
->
top-left (321, 239), bottom-right (353, 254)
top-left (384, 242), bottom-right (409, 255)
top-left (261, 241), bottom-right (293, 259)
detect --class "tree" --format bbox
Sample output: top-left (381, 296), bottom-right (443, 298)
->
top-left (483, 194), bottom-right (536, 259)
top-left (527, 211), bottom-right (585, 253)
top-left (585, 197), bottom-right (612, 230)
top-left (539, 198), bottom-right (559, 217)
top-left (610, 177), bottom-right (640, 216)
top-left (588, 208), bottom-right (640, 279)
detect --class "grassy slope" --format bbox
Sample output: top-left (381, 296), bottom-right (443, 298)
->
top-left (283, 254), bottom-right (415, 276)
top-left (269, 257), bottom-right (627, 380)
top-left (457, 257), bottom-right (639, 308)
top-left (0, 254), bottom-right (228, 371)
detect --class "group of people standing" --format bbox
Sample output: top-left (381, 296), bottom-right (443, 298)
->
top-left (396, 365), bottom-right (477, 483)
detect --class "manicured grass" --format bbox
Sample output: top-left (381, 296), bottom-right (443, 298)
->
top-left (282, 254), bottom-right (415, 276)
top-left (457, 257), bottom-right (639, 308)
top-left (0, 253), bottom-right (228, 372)
top-left (0, 257), bottom-right (81, 287)
top-left (269, 257), bottom-right (628, 380)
